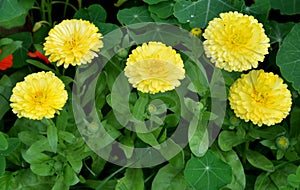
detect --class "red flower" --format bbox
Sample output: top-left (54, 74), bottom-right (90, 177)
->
top-left (0, 50), bottom-right (13, 70)
top-left (28, 50), bottom-right (50, 64)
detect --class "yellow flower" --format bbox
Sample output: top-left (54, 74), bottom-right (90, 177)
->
top-left (43, 19), bottom-right (103, 68)
top-left (229, 70), bottom-right (292, 126)
top-left (124, 41), bottom-right (185, 94)
top-left (203, 11), bottom-right (270, 72)
top-left (190, 28), bottom-right (202, 37)
top-left (10, 71), bottom-right (68, 120)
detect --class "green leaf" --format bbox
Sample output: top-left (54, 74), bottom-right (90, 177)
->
top-left (73, 4), bottom-right (107, 23)
top-left (290, 106), bottom-right (300, 138)
top-left (0, 38), bottom-right (22, 61)
top-left (218, 130), bottom-right (245, 151)
top-left (248, 125), bottom-right (286, 140)
top-left (30, 160), bottom-right (55, 176)
top-left (94, 22), bottom-right (119, 35)
top-left (0, 156), bottom-right (5, 176)
top-left (270, 164), bottom-right (298, 189)
top-left (64, 164), bottom-right (80, 186)
top-left (242, 0), bottom-right (270, 23)
top-left (119, 135), bottom-right (134, 158)
top-left (66, 155), bottom-right (82, 173)
top-left (151, 163), bottom-right (186, 190)
top-left (0, 132), bottom-right (8, 151)
top-left (212, 148), bottom-right (246, 190)
top-left (277, 23), bottom-right (300, 93)
top-left (0, 0), bottom-right (34, 29)
top-left (270, 0), bottom-right (300, 15)
top-left (46, 122), bottom-right (58, 153)
top-left (246, 149), bottom-right (275, 172)
top-left (149, 1), bottom-right (175, 19)
top-left (26, 59), bottom-right (57, 73)
top-left (184, 150), bottom-right (232, 190)
top-left (52, 175), bottom-right (69, 190)
top-left (117, 6), bottom-right (153, 25)
top-left (254, 173), bottom-right (277, 190)
top-left (115, 168), bottom-right (144, 190)
top-left (18, 131), bottom-right (44, 146)
top-left (173, 0), bottom-right (235, 28)
top-left (287, 165), bottom-right (300, 188)
top-left (0, 138), bottom-right (20, 155)
top-left (143, 0), bottom-right (168, 5)
top-left (7, 32), bottom-right (33, 68)
top-left (265, 21), bottom-right (295, 44)
top-left (188, 118), bottom-right (209, 157)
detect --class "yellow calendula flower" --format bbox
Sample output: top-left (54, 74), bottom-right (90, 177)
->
top-left (203, 11), bottom-right (270, 72)
top-left (10, 71), bottom-right (68, 120)
top-left (43, 19), bottom-right (103, 68)
top-left (124, 41), bottom-right (185, 94)
top-left (190, 28), bottom-right (202, 37)
top-left (229, 70), bottom-right (292, 126)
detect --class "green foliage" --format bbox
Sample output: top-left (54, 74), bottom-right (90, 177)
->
top-left (0, 0), bottom-right (34, 29)
top-left (277, 23), bottom-right (300, 93)
top-left (184, 151), bottom-right (232, 190)
top-left (117, 6), bottom-right (153, 25)
top-left (271, 0), bottom-right (300, 15)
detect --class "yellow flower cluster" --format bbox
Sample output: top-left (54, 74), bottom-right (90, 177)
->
top-left (43, 19), bottom-right (103, 68)
top-left (10, 71), bottom-right (68, 120)
top-left (124, 41), bottom-right (185, 94)
top-left (203, 11), bottom-right (270, 72)
top-left (229, 70), bottom-right (292, 126)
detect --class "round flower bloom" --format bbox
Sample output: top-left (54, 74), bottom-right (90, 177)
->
top-left (276, 136), bottom-right (289, 150)
top-left (43, 19), bottom-right (103, 68)
top-left (190, 28), bottom-right (202, 37)
top-left (203, 11), bottom-right (270, 72)
top-left (124, 41), bottom-right (185, 94)
top-left (229, 70), bottom-right (292, 126)
top-left (10, 71), bottom-right (68, 120)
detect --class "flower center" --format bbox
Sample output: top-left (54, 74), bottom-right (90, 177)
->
top-left (252, 90), bottom-right (267, 103)
top-left (34, 91), bottom-right (46, 104)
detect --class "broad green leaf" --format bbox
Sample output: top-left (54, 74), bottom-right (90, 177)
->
top-left (218, 130), bottom-right (245, 151)
top-left (174, 0), bottom-right (235, 28)
top-left (66, 155), bottom-right (82, 173)
top-left (0, 0), bottom-right (34, 29)
top-left (52, 175), bottom-right (69, 190)
top-left (277, 23), bottom-right (300, 93)
top-left (143, 0), bottom-right (168, 5)
top-left (149, 1), bottom-right (175, 19)
top-left (136, 130), bottom-right (159, 146)
top-left (246, 150), bottom-right (274, 172)
top-left (212, 148), bottom-right (246, 190)
top-left (287, 165), bottom-right (300, 188)
top-left (0, 156), bottom-right (5, 175)
top-left (0, 132), bottom-right (8, 151)
top-left (270, 0), bottom-right (300, 15)
top-left (94, 22), bottom-right (119, 35)
top-left (64, 164), bottom-right (80, 186)
top-left (119, 135), bottom-right (134, 158)
top-left (184, 151), bottom-right (232, 190)
top-left (91, 154), bottom-right (106, 176)
top-left (30, 160), bottom-right (55, 176)
top-left (242, 0), bottom-right (270, 23)
top-left (290, 106), bottom-right (300, 137)
top-left (46, 122), bottom-right (58, 153)
top-left (254, 173), bottom-right (277, 190)
top-left (248, 125), bottom-right (286, 140)
top-left (115, 168), bottom-right (144, 190)
top-left (73, 4), bottom-right (107, 23)
top-left (151, 163), bottom-right (186, 190)
top-left (117, 6), bottom-right (153, 25)
top-left (265, 21), bottom-right (295, 44)
top-left (132, 93), bottom-right (149, 120)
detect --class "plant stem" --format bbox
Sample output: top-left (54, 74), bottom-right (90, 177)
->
top-left (95, 166), bottom-right (127, 190)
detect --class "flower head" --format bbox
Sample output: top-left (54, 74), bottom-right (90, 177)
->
top-left (43, 19), bottom-right (103, 68)
top-left (124, 41), bottom-right (185, 94)
top-left (276, 136), bottom-right (289, 150)
top-left (0, 50), bottom-right (13, 70)
top-left (10, 71), bottom-right (68, 120)
top-left (229, 70), bottom-right (292, 126)
top-left (203, 11), bottom-right (270, 72)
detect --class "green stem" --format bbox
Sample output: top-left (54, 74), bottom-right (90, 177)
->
top-left (95, 166), bottom-right (127, 190)
top-left (41, 0), bottom-right (46, 21)
top-left (46, 0), bottom-right (52, 24)
top-left (52, 1), bottom-right (78, 12)
top-left (242, 141), bottom-right (249, 164)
